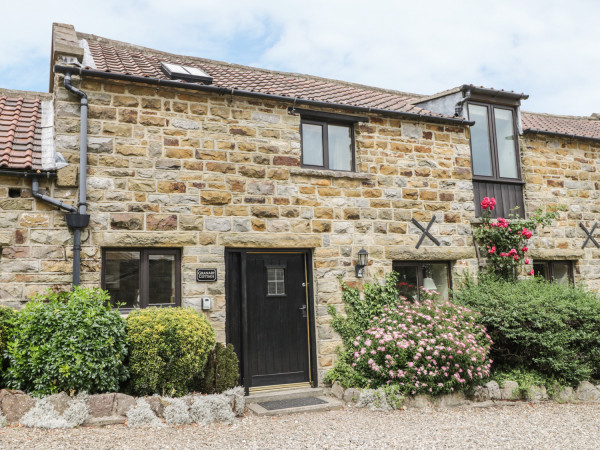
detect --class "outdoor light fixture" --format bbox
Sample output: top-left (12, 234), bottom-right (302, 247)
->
top-left (355, 248), bottom-right (368, 278)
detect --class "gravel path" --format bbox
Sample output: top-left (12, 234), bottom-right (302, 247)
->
top-left (1, 402), bottom-right (599, 449)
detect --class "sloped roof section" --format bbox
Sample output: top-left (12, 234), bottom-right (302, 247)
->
top-left (78, 34), bottom-right (458, 121)
top-left (522, 112), bottom-right (600, 142)
top-left (0, 94), bottom-right (43, 170)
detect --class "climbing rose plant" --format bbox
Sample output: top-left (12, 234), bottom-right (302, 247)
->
top-left (473, 197), bottom-right (562, 281)
top-left (351, 299), bottom-right (492, 395)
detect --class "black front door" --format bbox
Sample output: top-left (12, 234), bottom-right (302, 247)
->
top-left (245, 252), bottom-right (311, 387)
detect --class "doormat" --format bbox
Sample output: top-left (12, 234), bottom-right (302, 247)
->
top-left (258, 397), bottom-right (328, 411)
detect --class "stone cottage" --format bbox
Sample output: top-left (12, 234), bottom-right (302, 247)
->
top-left (1, 23), bottom-right (599, 392)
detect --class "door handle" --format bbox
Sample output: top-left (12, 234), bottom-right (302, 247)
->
top-left (299, 304), bottom-right (307, 318)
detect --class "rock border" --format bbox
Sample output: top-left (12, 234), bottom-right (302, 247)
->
top-left (329, 380), bottom-right (600, 410)
top-left (0, 387), bottom-right (245, 428)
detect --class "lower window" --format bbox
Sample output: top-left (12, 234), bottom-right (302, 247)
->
top-left (533, 260), bottom-right (574, 285)
top-left (102, 248), bottom-right (181, 309)
top-left (392, 261), bottom-right (451, 301)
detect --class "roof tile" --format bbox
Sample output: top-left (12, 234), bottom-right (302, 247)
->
top-left (0, 96), bottom-right (42, 170)
top-left (522, 112), bottom-right (600, 141)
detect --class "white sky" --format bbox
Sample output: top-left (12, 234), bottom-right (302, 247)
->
top-left (1, 0), bottom-right (599, 116)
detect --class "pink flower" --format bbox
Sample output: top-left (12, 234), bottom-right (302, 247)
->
top-left (525, 257), bottom-right (530, 264)
top-left (528, 269), bottom-right (535, 276)
top-left (522, 246), bottom-right (528, 252)
top-left (488, 246), bottom-right (496, 254)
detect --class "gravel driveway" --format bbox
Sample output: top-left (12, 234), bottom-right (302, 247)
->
top-left (1, 402), bottom-right (599, 449)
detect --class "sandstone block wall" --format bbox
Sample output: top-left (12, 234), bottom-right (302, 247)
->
top-left (520, 134), bottom-right (600, 290)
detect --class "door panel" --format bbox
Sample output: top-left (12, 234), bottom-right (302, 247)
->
top-left (246, 252), bottom-right (310, 387)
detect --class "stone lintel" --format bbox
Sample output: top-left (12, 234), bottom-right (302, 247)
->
top-left (219, 233), bottom-right (322, 248)
top-left (385, 246), bottom-right (476, 261)
top-left (529, 248), bottom-right (584, 260)
top-left (92, 232), bottom-right (197, 247)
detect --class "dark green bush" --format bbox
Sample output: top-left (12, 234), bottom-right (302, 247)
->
top-left (5, 287), bottom-right (128, 396)
top-left (0, 306), bottom-right (17, 385)
top-left (200, 343), bottom-right (240, 394)
top-left (126, 307), bottom-right (216, 396)
top-left (452, 275), bottom-right (600, 385)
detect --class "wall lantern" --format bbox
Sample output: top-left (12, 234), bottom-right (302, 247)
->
top-left (355, 248), bottom-right (369, 278)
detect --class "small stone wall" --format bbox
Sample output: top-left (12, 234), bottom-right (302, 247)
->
top-left (0, 388), bottom-right (244, 428)
top-left (330, 380), bottom-right (600, 410)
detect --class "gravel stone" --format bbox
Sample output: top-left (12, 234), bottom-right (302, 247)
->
top-left (1, 403), bottom-right (600, 449)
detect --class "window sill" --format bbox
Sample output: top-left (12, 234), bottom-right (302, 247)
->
top-left (290, 167), bottom-right (374, 181)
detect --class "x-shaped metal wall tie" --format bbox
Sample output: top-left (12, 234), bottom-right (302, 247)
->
top-left (580, 222), bottom-right (600, 249)
top-left (412, 217), bottom-right (441, 249)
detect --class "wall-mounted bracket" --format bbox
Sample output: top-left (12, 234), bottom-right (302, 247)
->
top-left (580, 222), bottom-right (600, 249)
top-left (412, 217), bottom-right (441, 249)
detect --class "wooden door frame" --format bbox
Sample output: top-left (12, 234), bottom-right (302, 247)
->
top-left (225, 248), bottom-right (318, 394)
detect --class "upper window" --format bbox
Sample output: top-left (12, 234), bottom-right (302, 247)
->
top-left (533, 260), bottom-right (574, 285)
top-left (301, 119), bottom-right (354, 171)
top-left (392, 261), bottom-right (451, 301)
top-left (468, 103), bottom-right (524, 218)
top-left (102, 248), bottom-right (181, 309)
top-left (468, 103), bottom-right (521, 180)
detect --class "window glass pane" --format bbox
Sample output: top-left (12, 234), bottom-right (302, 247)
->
top-left (393, 264), bottom-right (419, 300)
top-left (552, 262), bottom-right (571, 285)
top-left (328, 124), bottom-right (352, 171)
top-left (495, 108), bottom-right (518, 178)
top-left (468, 104), bottom-right (493, 176)
top-left (425, 263), bottom-right (449, 300)
top-left (105, 251), bottom-right (140, 308)
top-left (301, 123), bottom-right (323, 166)
top-left (148, 254), bottom-right (175, 304)
top-left (533, 262), bottom-right (548, 280)
top-left (267, 268), bottom-right (285, 295)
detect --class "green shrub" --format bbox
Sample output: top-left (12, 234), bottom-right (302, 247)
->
top-left (452, 275), bottom-right (600, 385)
top-left (200, 343), bottom-right (240, 394)
top-left (0, 306), bottom-right (17, 385)
top-left (328, 272), bottom-right (403, 349)
top-left (5, 287), bottom-right (128, 396)
top-left (126, 307), bottom-right (216, 396)
top-left (326, 275), bottom-right (492, 395)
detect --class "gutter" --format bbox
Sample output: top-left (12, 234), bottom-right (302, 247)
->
top-left (62, 71), bottom-right (90, 287)
top-left (54, 65), bottom-right (475, 127)
top-left (0, 169), bottom-right (56, 178)
top-left (522, 128), bottom-right (600, 143)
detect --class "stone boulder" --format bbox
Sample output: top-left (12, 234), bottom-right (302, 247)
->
top-left (0, 389), bottom-right (36, 424)
top-left (500, 381), bottom-right (520, 400)
top-left (553, 386), bottom-right (575, 403)
top-left (525, 385), bottom-right (547, 401)
top-left (87, 393), bottom-right (116, 418)
top-left (331, 382), bottom-right (344, 400)
top-left (435, 392), bottom-right (470, 408)
top-left (46, 392), bottom-right (72, 414)
top-left (575, 381), bottom-right (600, 402)
top-left (343, 388), bottom-right (361, 403)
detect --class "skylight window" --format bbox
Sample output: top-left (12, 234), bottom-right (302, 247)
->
top-left (160, 62), bottom-right (212, 84)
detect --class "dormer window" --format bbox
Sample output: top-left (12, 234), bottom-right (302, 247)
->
top-left (467, 101), bottom-right (525, 218)
top-left (468, 104), bottom-right (520, 180)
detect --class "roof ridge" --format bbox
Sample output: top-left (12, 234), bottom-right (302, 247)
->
top-left (76, 31), bottom-right (424, 100)
top-left (522, 110), bottom-right (599, 121)
top-left (0, 88), bottom-right (51, 100)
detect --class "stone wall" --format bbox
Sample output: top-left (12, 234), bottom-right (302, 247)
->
top-left (0, 73), bottom-right (479, 381)
top-left (520, 134), bottom-right (600, 290)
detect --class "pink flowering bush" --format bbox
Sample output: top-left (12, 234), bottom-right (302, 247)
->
top-left (474, 197), bottom-right (561, 281)
top-left (349, 299), bottom-right (492, 394)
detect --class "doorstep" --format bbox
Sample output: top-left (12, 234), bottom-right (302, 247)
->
top-left (246, 388), bottom-right (343, 416)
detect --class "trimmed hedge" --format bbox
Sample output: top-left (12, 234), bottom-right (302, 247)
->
top-left (126, 307), bottom-right (216, 396)
top-left (200, 343), bottom-right (240, 394)
top-left (5, 287), bottom-right (129, 396)
top-left (452, 276), bottom-right (600, 385)
top-left (0, 306), bottom-right (17, 385)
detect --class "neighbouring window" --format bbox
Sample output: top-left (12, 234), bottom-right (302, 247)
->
top-left (392, 261), bottom-right (451, 301)
top-left (533, 260), bottom-right (574, 285)
top-left (468, 102), bottom-right (524, 218)
top-left (102, 248), bottom-right (181, 309)
top-left (267, 266), bottom-right (286, 296)
top-left (301, 119), bottom-right (354, 171)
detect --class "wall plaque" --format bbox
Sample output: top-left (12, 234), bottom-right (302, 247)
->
top-left (196, 268), bottom-right (218, 282)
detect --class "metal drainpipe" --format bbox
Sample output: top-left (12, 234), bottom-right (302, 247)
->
top-left (454, 89), bottom-right (472, 117)
top-left (31, 177), bottom-right (77, 213)
top-left (63, 71), bottom-right (90, 287)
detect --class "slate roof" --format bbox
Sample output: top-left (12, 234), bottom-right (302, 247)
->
top-left (79, 34), bottom-right (456, 121)
top-left (522, 112), bottom-right (600, 142)
top-left (0, 94), bottom-right (43, 171)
